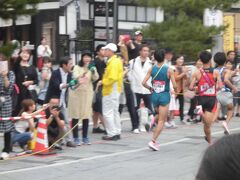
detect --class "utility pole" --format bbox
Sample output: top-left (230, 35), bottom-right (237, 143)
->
top-left (112, 0), bottom-right (118, 44)
top-left (105, 0), bottom-right (110, 43)
top-left (75, 0), bottom-right (81, 31)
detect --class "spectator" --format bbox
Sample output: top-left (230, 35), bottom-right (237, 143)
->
top-left (37, 57), bottom-right (52, 105)
top-left (101, 43), bottom-right (123, 140)
top-left (0, 54), bottom-right (15, 160)
top-left (45, 56), bottom-right (76, 147)
top-left (118, 35), bottom-right (133, 64)
top-left (196, 134), bottom-right (240, 180)
top-left (128, 30), bottom-right (143, 60)
top-left (164, 48), bottom-right (174, 66)
top-left (173, 55), bottom-right (188, 124)
top-left (37, 37), bottom-right (52, 71)
top-left (13, 46), bottom-right (38, 115)
top-left (128, 44), bottom-right (154, 132)
top-left (46, 98), bottom-right (65, 150)
top-left (68, 50), bottom-right (99, 145)
top-left (12, 99), bottom-right (47, 150)
top-left (92, 45), bottom-right (106, 134)
top-left (187, 59), bottom-right (203, 123)
top-left (232, 65), bottom-right (240, 116)
top-left (117, 53), bottom-right (139, 133)
top-left (235, 42), bottom-right (240, 64)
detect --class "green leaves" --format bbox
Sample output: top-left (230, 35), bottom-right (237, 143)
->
top-left (0, 0), bottom-right (41, 55)
top-left (0, 42), bottom-right (18, 58)
top-left (137, 0), bottom-right (238, 60)
top-left (0, 0), bottom-right (41, 20)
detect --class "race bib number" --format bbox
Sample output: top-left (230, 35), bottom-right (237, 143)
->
top-left (153, 80), bottom-right (165, 93)
top-left (200, 84), bottom-right (215, 95)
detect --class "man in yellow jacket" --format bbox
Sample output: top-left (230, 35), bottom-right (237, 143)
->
top-left (101, 43), bottom-right (123, 140)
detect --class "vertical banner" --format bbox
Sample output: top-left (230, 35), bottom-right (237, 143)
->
top-left (223, 15), bottom-right (235, 53)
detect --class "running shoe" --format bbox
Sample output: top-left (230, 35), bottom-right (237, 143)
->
top-left (133, 129), bottom-right (140, 134)
top-left (140, 126), bottom-right (147, 132)
top-left (148, 141), bottom-right (159, 151)
top-left (181, 119), bottom-right (190, 125)
top-left (165, 121), bottom-right (173, 128)
top-left (0, 152), bottom-right (9, 160)
top-left (169, 121), bottom-right (177, 128)
top-left (222, 121), bottom-right (230, 135)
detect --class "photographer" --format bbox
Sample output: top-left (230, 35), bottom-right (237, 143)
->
top-left (46, 97), bottom-right (65, 150)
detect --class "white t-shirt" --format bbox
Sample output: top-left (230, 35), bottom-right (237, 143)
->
top-left (15, 112), bottom-right (32, 133)
top-left (37, 45), bottom-right (52, 57)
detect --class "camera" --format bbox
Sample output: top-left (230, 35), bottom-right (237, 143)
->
top-left (122, 35), bottom-right (131, 43)
top-left (51, 105), bottom-right (61, 111)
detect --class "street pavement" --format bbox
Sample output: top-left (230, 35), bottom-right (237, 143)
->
top-left (0, 112), bottom-right (240, 180)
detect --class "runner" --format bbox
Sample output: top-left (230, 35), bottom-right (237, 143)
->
top-left (214, 52), bottom-right (237, 135)
top-left (142, 49), bottom-right (177, 151)
top-left (190, 51), bottom-right (221, 144)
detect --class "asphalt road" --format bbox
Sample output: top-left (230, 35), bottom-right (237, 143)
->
top-left (0, 113), bottom-right (240, 180)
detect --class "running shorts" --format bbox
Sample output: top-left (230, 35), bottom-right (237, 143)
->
top-left (197, 96), bottom-right (217, 113)
top-left (152, 92), bottom-right (170, 108)
top-left (217, 91), bottom-right (233, 106)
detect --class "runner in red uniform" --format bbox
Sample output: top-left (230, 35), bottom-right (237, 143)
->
top-left (190, 51), bottom-right (221, 144)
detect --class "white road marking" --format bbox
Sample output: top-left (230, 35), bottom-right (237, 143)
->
top-left (1, 127), bottom-right (240, 175)
top-left (0, 138), bottom-right (190, 175)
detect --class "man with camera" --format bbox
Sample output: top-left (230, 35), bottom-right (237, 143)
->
top-left (46, 97), bottom-right (65, 150)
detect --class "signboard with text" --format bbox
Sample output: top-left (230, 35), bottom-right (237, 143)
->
top-left (94, 0), bottom-right (114, 48)
top-left (223, 15), bottom-right (235, 53)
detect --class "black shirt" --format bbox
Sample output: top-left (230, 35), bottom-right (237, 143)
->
top-left (93, 56), bottom-right (106, 89)
top-left (128, 41), bottom-right (142, 60)
top-left (45, 109), bottom-right (64, 129)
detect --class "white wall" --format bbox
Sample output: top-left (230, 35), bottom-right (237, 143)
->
top-left (80, 0), bottom-right (90, 20)
top-left (118, 21), bottom-right (148, 30)
top-left (156, 8), bottom-right (164, 23)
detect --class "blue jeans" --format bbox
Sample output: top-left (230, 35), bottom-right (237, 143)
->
top-left (12, 131), bottom-right (31, 147)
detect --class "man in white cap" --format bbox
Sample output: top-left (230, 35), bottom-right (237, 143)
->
top-left (100, 43), bottom-right (124, 140)
top-left (128, 30), bottom-right (143, 60)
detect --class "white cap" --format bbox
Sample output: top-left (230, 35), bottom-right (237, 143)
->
top-left (135, 30), bottom-right (143, 36)
top-left (102, 43), bottom-right (117, 52)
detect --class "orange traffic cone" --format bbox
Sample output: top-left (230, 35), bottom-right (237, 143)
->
top-left (33, 111), bottom-right (56, 155)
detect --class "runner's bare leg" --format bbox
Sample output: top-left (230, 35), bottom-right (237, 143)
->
top-left (202, 111), bottom-right (214, 144)
top-left (152, 105), bottom-right (169, 141)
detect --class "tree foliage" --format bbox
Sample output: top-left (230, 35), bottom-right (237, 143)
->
top-left (0, 0), bottom-right (41, 20)
top-left (137, 0), bottom-right (240, 60)
top-left (0, 0), bottom-right (41, 57)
